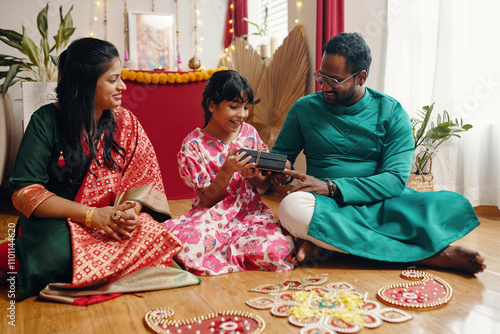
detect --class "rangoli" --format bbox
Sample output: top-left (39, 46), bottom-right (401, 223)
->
top-left (245, 271), bottom-right (451, 333)
top-left (144, 308), bottom-right (265, 334)
top-left (376, 269), bottom-right (453, 309)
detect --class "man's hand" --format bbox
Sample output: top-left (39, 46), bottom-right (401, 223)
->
top-left (282, 169), bottom-right (329, 196)
top-left (267, 159), bottom-right (293, 185)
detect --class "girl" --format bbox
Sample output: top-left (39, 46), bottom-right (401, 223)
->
top-left (162, 70), bottom-right (295, 275)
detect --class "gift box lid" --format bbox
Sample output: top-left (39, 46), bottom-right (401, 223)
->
top-left (239, 149), bottom-right (287, 172)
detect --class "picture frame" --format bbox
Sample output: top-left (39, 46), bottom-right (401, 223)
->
top-left (128, 11), bottom-right (176, 71)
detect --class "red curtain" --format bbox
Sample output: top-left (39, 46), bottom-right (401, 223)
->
top-left (316, 0), bottom-right (345, 91)
top-left (224, 0), bottom-right (248, 48)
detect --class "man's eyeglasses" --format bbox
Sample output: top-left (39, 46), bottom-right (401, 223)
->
top-left (313, 70), bottom-right (360, 90)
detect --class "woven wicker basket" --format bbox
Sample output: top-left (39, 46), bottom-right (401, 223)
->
top-left (407, 151), bottom-right (434, 192)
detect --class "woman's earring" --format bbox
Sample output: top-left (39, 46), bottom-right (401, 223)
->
top-left (57, 151), bottom-right (66, 167)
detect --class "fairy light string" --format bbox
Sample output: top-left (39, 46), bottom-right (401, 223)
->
top-left (124, 0), bottom-right (129, 58)
top-left (104, 0), bottom-right (108, 40)
top-left (175, 0), bottom-right (181, 68)
top-left (194, 0), bottom-right (198, 57)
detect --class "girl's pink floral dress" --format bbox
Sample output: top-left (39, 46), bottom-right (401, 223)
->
top-left (162, 123), bottom-right (295, 275)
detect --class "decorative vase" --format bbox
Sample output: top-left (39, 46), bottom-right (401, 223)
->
top-left (260, 43), bottom-right (271, 59)
top-left (407, 151), bottom-right (434, 192)
top-left (0, 94), bottom-right (7, 185)
top-left (0, 92), bottom-right (15, 185)
top-left (21, 82), bottom-right (57, 132)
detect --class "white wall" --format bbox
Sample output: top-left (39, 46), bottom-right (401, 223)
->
top-left (0, 0), bottom-right (387, 177)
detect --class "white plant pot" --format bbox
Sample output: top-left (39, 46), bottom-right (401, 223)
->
top-left (22, 81), bottom-right (57, 132)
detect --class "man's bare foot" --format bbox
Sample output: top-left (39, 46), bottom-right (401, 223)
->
top-left (415, 245), bottom-right (486, 274)
top-left (292, 239), bottom-right (327, 265)
top-left (292, 239), bottom-right (317, 266)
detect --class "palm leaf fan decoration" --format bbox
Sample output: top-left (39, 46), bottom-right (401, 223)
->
top-left (218, 37), bottom-right (265, 123)
top-left (251, 25), bottom-right (309, 149)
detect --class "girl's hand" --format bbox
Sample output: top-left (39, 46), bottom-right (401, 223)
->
top-left (240, 162), bottom-right (261, 179)
top-left (221, 147), bottom-right (252, 175)
top-left (89, 202), bottom-right (138, 241)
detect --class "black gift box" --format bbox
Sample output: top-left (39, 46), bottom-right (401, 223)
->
top-left (239, 149), bottom-right (287, 172)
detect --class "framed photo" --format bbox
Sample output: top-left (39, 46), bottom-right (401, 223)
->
top-left (128, 11), bottom-right (176, 71)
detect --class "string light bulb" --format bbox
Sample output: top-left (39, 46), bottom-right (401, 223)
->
top-left (188, 0), bottom-right (201, 70)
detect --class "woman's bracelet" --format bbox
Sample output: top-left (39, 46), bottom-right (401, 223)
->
top-left (124, 200), bottom-right (140, 214)
top-left (325, 178), bottom-right (335, 198)
top-left (85, 207), bottom-right (96, 228)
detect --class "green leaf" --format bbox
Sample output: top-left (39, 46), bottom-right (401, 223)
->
top-left (1, 64), bottom-right (20, 96)
top-left (37, 4), bottom-right (49, 39)
top-left (54, 6), bottom-right (75, 51)
top-left (21, 26), bottom-right (41, 69)
top-left (0, 29), bottom-right (23, 48)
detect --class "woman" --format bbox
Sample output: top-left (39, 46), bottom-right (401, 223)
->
top-left (5, 38), bottom-right (193, 301)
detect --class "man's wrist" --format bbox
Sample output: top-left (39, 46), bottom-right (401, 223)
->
top-left (325, 178), bottom-right (335, 197)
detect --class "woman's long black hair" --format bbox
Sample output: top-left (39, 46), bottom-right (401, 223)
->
top-left (56, 38), bottom-right (125, 180)
top-left (201, 70), bottom-right (259, 127)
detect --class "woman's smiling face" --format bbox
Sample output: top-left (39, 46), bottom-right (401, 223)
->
top-left (94, 58), bottom-right (127, 115)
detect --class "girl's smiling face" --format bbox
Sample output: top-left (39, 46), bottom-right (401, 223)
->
top-left (205, 94), bottom-right (250, 142)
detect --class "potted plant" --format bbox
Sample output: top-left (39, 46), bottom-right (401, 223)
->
top-left (408, 102), bottom-right (473, 191)
top-left (0, 3), bottom-right (75, 95)
top-left (242, 6), bottom-right (270, 58)
top-left (0, 4), bottom-right (75, 132)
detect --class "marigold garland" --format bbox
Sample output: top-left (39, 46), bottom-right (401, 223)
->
top-left (121, 67), bottom-right (227, 85)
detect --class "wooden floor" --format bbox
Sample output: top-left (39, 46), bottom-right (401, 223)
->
top-left (0, 195), bottom-right (499, 334)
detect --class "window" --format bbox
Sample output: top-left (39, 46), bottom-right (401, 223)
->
top-left (246, 0), bottom-right (288, 53)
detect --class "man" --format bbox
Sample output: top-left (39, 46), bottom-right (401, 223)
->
top-left (271, 32), bottom-right (485, 274)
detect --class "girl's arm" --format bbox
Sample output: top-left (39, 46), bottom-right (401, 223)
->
top-left (197, 148), bottom-right (251, 207)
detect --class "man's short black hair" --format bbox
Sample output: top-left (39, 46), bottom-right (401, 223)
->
top-left (323, 32), bottom-right (372, 75)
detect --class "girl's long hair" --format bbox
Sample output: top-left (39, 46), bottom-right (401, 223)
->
top-left (56, 38), bottom-right (125, 181)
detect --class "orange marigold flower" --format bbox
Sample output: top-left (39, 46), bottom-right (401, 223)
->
top-left (159, 73), bottom-right (168, 84)
top-left (128, 71), bottom-right (137, 81)
top-left (143, 72), bottom-right (152, 84)
top-left (151, 73), bottom-right (160, 84)
top-left (136, 72), bottom-right (144, 83)
top-left (195, 71), bottom-right (203, 81)
top-left (121, 70), bottom-right (129, 80)
top-left (167, 73), bottom-right (176, 84)
top-left (175, 73), bottom-right (182, 84)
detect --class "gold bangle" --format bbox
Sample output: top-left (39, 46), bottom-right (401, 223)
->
top-left (85, 207), bottom-right (96, 228)
top-left (124, 200), bottom-right (140, 214)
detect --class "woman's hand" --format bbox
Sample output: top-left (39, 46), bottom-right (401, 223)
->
top-left (90, 202), bottom-right (139, 241)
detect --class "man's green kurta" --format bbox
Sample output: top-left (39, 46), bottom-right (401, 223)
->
top-left (272, 88), bottom-right (479, 262)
